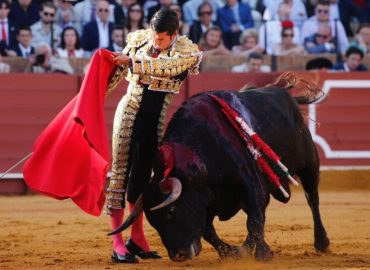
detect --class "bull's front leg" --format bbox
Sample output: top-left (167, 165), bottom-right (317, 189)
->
top-left (202, 214), bottom-right (241, 258)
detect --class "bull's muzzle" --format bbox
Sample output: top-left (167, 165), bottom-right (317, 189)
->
top-left (169, 240), bottom-right (202, 262)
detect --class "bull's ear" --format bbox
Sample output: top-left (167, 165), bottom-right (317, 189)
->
top-left (151, 177), bottom-right (182, 211)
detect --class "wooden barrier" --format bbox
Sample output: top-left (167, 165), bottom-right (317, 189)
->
top-left (1, 72), bottom-right (370, 194)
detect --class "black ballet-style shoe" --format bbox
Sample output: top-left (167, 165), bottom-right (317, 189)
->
top-left (126, 238), bottom-right (162, 259)
top-left (111, 251), bottom-right (139, 263)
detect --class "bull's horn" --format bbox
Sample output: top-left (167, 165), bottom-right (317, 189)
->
top-left (150, 177), bottom-right (182, 211)
top-left (107, 195), bottom-right (143, 236)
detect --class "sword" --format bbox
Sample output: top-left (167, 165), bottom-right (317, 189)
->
top-left (0, 152), bottom-right (33, 179)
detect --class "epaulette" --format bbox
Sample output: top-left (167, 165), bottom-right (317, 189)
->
top-left (172, 35), bottom-right (200, 56)
top-left (126, 29), bottom-right (151, 48)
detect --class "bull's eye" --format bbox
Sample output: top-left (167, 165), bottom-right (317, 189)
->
top-left (166, 206), bottom-right (176, 221)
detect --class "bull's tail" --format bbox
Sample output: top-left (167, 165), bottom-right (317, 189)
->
top-left (268, 72), bottom-right (323, 105)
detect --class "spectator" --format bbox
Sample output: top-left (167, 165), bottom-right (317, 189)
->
top-left (300, 0), bottom-right (348, 53)
top-left (169, 3), bottom-right (189, 36)
top-left (106, 25), bottom-right (125, 52)
top-left (231, 28), bottom-right (263, 58)
top-left (258, 2), bottom-right (301, 54)
top-left (304, 23), bottom-right (336, 53)
top-left (124, 3), bottom-right (147, 36)
top-left (231, 51), bottom-right (271, 72)
top-left (188, 2), bottom-right (215, 44)
top-left (332, 46), bottom-right (368, 71)
top-left (263, 0), bottom-right (307, 29)
top-left (55, 26), bottom-right (85, 58)
top-left (81, 0), bottom-right (113, 53)
top-left (241, 0), bottom-right (264, 30)
top-left (9, 0), bottom-right (40, 27)
top-left (74, 0), bottom-right (115, 31)
top-left (183, 0), bottom-right (221, 26)
top-left (114, 0), bottom-right (137, 26)
top-left (305, 57), bottom-right (333, 71)
top-left (146, 0), bottom-right (172, 23)
top-left (55, 0), bottom-right (77, 29)
top-left (351, 23), bottom-right (370, 54)
top-left (7, 25), bottom-right (35, 58)
top-left (198, 25), bottom-right (231, 57)
top-left (217, 0), bottom-right (254, 49)
top-left (0, 53), bottom-right (10, 72)
top-left (30, 2), bottom-right (62, 52)
top-left (328, 0), bottom-right (362, 37)
top-left (272, 22), bottom-right (305, 55)
top-left (26, 42), bottom-right (53, 73)
top-left (0, 0), bottom-right (18, 52)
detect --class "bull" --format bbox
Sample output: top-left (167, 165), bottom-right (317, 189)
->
top-left (109, 73), bottom-right (330, 261)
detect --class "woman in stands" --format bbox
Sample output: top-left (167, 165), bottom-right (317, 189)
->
top-left (169, 3), bottom-right (189, 36)
top-left (56, 26), bottom-right (85, 58)
top-left (124, 3), bottom-right (147, 36)
top-left (272, 21), bottom-right (306, 56)
top-left (198, 26), bottom-right (231, 57)
top-left (231, 29), bottom-right (264, 58)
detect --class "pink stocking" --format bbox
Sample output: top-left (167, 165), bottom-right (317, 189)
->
top-left (111, 209), bottom-right (129, 255)
top-left (129, 202), bottom-right (150, 252)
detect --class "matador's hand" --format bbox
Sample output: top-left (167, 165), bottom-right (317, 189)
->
top-left (112, 52), bottom-right (131, 66)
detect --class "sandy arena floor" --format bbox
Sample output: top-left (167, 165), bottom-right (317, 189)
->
top-left (0, 171), bottom-right (369, 270)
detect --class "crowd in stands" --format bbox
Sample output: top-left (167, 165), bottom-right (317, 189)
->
top-left (0, 0), bottom-right (370, 74)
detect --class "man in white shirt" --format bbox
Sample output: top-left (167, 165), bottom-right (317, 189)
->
top-left (300, 0), bottom-right (348, 53)
top-left (30, 2), bottom-right (62, 52)
top-left (183, 0), bottom-right (223, 25)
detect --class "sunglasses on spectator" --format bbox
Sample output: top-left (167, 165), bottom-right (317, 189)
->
top-left (316, 34), bottom-right (329, 39)
top-left (199, 11), bottom-right (212, 16)
top-left (316, 9), bottom-right (329, 14)
top-left (130, 9), bottom-right (141, 13)
top-left (282, 33), bottom-right (294, 37)
top-left (98, 8), bottom-right (109, 13)
top-left (43, 12), bottom-right (55, 17)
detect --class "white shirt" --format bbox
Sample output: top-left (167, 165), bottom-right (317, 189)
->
top-left (112, 43), bottom-right (123, 52)
top-left (19, 44), bottom-right (32, 58)
top-left (97, 18), bottom-right (109, 49)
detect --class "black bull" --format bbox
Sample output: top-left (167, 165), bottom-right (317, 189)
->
top-left (110, 80), bottom-right (330, 261)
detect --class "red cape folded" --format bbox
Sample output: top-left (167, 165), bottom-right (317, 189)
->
top-left (23, 49), bottom-right (117, 216)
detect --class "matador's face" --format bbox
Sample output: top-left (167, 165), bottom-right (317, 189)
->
top-left (151, 30), bottom-right (177, 51)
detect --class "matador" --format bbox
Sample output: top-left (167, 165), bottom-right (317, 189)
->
top-left (105, 8), bottom-right (202, 263)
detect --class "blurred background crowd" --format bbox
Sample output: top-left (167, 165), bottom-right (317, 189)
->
top-left (0, 0), bottom-right (369, 74)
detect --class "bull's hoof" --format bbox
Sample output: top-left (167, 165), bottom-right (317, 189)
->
top-left (255, 245), bottom-right (273, 261)
top-left (314, 236), bottom-right (330, 253)
top-left (216, 243), bottom-right (241, 258)
top-left (242, 238), bottom-right (255, 256)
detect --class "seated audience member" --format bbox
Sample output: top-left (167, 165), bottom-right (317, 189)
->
top-left (146, 0), bottom-right (172, 23)
top-left (55, 26), bottom-right (85, 58)
top-left (124, 3), bottom-right (147, 36)
top-left (217, 0), bottom-right (254, 49)
top-left (198, 26), bottom-right (231, 57)
top-left (0, 54), bottom-right (10, 72)
top-left (55, 0), bottom-right (77, 29)
top-left (0, 0), bottom-right (18, 52)
top-left (82, 0), bottom-right (113, 53)
top-left (182, 0), bottom-right (220, 26)
top-left (350, 23), bottom-right (370, 54)
top-left (231, 51), bottom-right (271, 72)
top-left (106, 25), bottom-right (125, 52)
top-left (272, 22), bottom-right (305, 56)
top-left (304, 23), bottom-right (336, 53)
top-left (231, 28), bottom-right (263, 58)
top-left (332, 46), bottom-right (368, 71)
top-left (300, 0), bottom-right (348, 54)
top-left (258, 3), bottom-right (301, 55)
top-left (305, 57), bottom-right (333, 71)
top-left (31, 2), bottom-right (62, 51)
top-left (114, 0), bottom-right (137, 26)
top-left (9, 0), bottom-right (40, 27)
top-left (188, 2), bottom-right (215, 44)
top-left (7, 25), bottom-right (35, 58)
top-left (169, 3), bottom-right (189, 36)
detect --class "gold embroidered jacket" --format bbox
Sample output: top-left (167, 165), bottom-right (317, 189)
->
top-left (107, 29), bottom-right (202, 95)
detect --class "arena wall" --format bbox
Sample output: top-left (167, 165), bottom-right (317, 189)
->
top-left (1, 72), bottom-right (369, 194)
